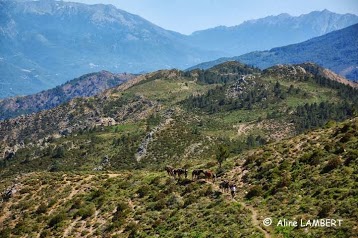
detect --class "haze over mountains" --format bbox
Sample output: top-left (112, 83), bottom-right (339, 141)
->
top-left (0, 0), bottom-right (219, 98)
top-left (1, 0), bottom-right (358, 98)
top-left (189, 23), bottom-right (358, 81)
top-left (187, 9), bottom-right (358, 56)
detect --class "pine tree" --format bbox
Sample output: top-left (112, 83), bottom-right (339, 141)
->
top-left (216, 145), bottom-right (229, 168)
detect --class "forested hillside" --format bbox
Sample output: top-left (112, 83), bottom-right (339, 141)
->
top-left (1, 62), bottom-right (357, 237)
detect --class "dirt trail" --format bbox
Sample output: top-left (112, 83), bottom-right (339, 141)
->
top-left (224, 165), bottom-right (272, 238)
top-left (242, 202), bottom-right (271, 238)
top-left (106, 173), bottom-right (121, 178)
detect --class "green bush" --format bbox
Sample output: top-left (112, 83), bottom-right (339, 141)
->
top-left (246, 185), bottom-right (263, 199)
top-left (39, 229), bottom-right (51, 238)
top-left (318, 202), bottom-right (333, 218)
top-left (75, 203), bottom-right (95, 219)
top-left (137, 185), bottom-right (151, 198)
top-left (71, 199), bottom-right (84, 210)
top-left (48, 212), bottom-right (66, 228)
top-left (344, 150), bottom-right (358, 166)
top-left (112, 202), bottom-right (130, 221)
top-left (153, 199), bottom-right (166, 211)
top-left (36, 203), bottom-right (48, 214)
top-left (322, 157), bottom-right (342, 173)
top-left (125, 222), bottom-right (139, 238)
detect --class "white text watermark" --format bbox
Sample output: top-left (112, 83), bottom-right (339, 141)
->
top-left (263, 218), bottom-right (343, 228)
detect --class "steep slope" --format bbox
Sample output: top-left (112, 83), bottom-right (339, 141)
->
top-left (0, 171), bottom-right (260, 237)
top-left (0, 0), bottom-right (220, 98)
top-left (186, 10), bottom-right (358, 56)
top-left (188, 23), bottom-right (358, 81)
top-left (0, 71), bottom-right (135, 120)
top-left (227, 117), bottom-right (358, 238)
top-left (0, 117), bottom-right (356, 237)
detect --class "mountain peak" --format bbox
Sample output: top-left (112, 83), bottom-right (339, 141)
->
top-left (321, 9), bottom-right (332, 13)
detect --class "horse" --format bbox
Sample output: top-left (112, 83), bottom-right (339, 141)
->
top-left (173, 168), bottom-right (188, 179)
top-left (219, 180), bottom-right (230, 192)
top-left (192, 169), bottom-right (204, 180)
top-left (203, 170), bottom-right (216, 181)
top-left (165, 165), bottom-right (174, 176)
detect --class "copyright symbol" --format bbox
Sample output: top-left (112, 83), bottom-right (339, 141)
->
top-left (263, 218), bottom-right (272, 226)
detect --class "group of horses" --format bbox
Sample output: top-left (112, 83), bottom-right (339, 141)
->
top-left (219, 180), bottom-right (236, 193)
top-left (165, 165), bottom-right (237, 197)
top-left (165, 166), bottom-right (188, 179)
top-left (165, 166), bottom-right (216, 181)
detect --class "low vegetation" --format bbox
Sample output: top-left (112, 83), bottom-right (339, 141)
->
top-left (1, 62), bottom-right (357, 237)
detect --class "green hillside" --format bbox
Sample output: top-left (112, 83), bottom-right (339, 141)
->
top-left (1, 62), bottom-right (357, 237)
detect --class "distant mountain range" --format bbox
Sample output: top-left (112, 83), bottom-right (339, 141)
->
top-left (187, 9), bottom-right (358, 56)
top-left (0, 0), bottom-right (219, 98)
top-left (0, 71), bottom-right (135, 120)
top-left (1, 0), bottom-right (357, 98)
top-left (189, 23), bottom-right (358, 81)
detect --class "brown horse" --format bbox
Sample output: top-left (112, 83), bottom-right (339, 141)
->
top-left (165, 165), bottom-right (174, 176)
top-left (173, 168), bottom-right (188, 179)
top-left (219, 180), bottom-right (230, 192)
top-left (203, 170), bottom-right (216, 181)
top-left (192, 169), bottom-right (204, 180)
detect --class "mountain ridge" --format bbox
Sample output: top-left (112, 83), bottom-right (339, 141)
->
top-left (187, 9), bottom-right (358, 55)
top-left (188, 23), bottom-right (358, 81)
top-left (0, 0), bottom-right (220, 98)
top-left (0, 71), bottom-right (136, 120)
top-left (1, 61), bottom-right (357, 150)
top-left (1, 1), bottom-right (358, 98)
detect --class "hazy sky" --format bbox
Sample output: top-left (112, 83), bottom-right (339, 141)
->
top-left (64, 0), bottom-right (358, 34)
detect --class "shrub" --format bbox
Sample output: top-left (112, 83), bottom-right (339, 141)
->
top-left (87, 188), bottom-right (105, 201)
top-left (0, 228), bottom-right (11, 238)
top-left (48, 212), bottom-right (66, 228)
top-left (322, 157), bottom-right (342, 173)
top-left (340, 133), bottom-right (353, 143)
top-left (137, 185), bottom-right (151, 198)
top-left (112, 202), bottom-right (130, 221)
top-left (246, 185), bottom-right (263, 199)
top-left (39, 230), bottom-right (51, 238)
top-left (150, 176), bottom-right (162, 187)
top-left (318, 202), bottom-right (332, 218)
top-left (243, 155), bottom-right (256, 167)
top-left (299, 150), bottom-right (322, 166)
top-left (36, 203), bottom-right (47, 214)
top-left (344, 150), bottom-right (358, 166)
top-left (153, 199), bottom-right (166, 211)
top-left (75, 203), bottom-right (95, 219)
top-left (125, 222), bottom-right (139, 238)
top-left (277, 172), bottom-right (291, 188)
top-left (71, 199), bottom-right (84, 210)
top-left (184, 194), bottom-right (197, 207)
